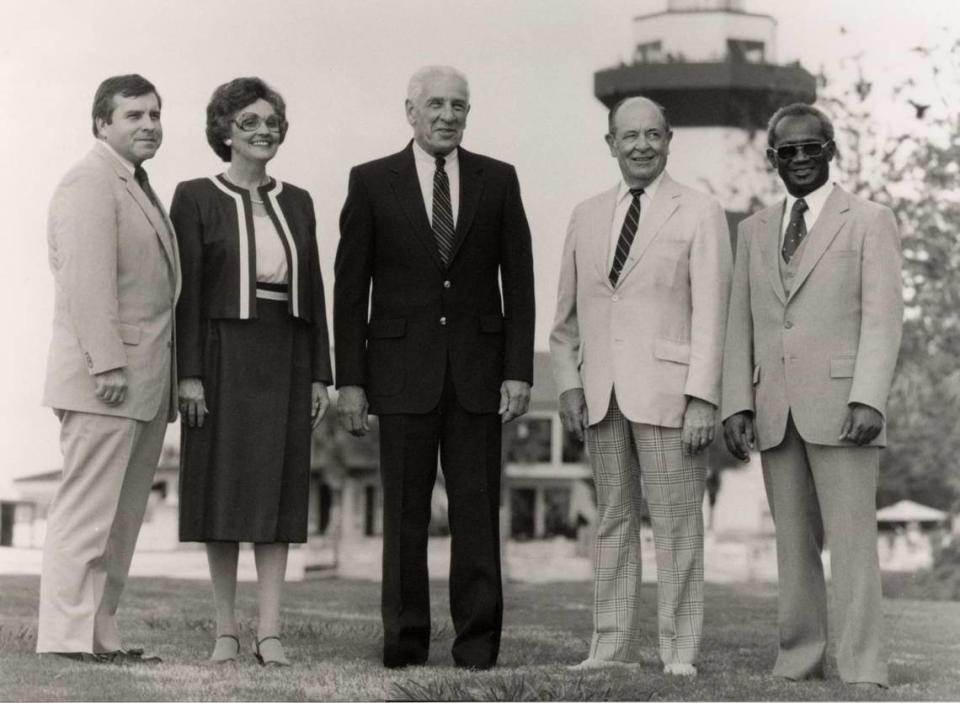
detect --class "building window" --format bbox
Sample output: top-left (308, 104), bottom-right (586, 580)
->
top-left (561, 427), bottom-right (586, 464)
top-left (727, 39), bottom-right (766, 63)
top-left (544, 488), bottom-right (574, 538)
top-left (510, 489), bottom-right (536, 540)
top-left (504, 417), bottom-right (552, 464)
top-left (634, 40), bottom-right (663, 64)
top-left (317, 483), bottom-right (333, 535)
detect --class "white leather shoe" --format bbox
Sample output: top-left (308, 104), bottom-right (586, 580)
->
top-left (567, 658), bottom-right (632, 671)
top-left (664, 662), bottom-right (697, 676)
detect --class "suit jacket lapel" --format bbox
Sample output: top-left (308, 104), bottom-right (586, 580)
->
top-left (614, 173), bottom-right (680, 287)
top-left (592, 186), bottom-right (620, 288)
top-left (94, 143), bottom-right (178, 275)
top-left (758, 202), bottom-right (787, 305)
top-left (448, 148), bottom-right (483, 265)
top-left (387, 144), bottom-right (444, 270)
top-left (787, 186), bottom-right (849, 301)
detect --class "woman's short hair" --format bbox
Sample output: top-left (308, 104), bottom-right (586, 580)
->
top-left (206, 77), bottom-right (288, 162)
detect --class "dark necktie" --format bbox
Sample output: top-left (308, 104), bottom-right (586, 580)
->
top-left (781, 198), bottom-right (809, 263)
top-left (134, 165), bottom-right (162, 211)
top-left (608, 188), bottom-right (645, 286)
top-left (432, 157), bottom-right (455, 265)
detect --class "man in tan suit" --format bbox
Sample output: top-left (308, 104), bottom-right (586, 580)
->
top-left (550, 96), bottom-right (732, 674)
top-left (722, 103), bottom-right (902, 688)
top-left (39, 74), bottom-right (180, 663)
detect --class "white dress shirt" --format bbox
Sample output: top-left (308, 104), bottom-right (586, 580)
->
top-left (780, 180), bottom-right (834, 245)
top-left (606, 170), bottom-right (664, 270)
top-left (100, 140), bottom-right (135, 175)
top-left (413, 140), bottom-right (460, 227)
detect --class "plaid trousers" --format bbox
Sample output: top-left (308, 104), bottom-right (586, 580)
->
top-left (585, 392), bottom-right (706, 665)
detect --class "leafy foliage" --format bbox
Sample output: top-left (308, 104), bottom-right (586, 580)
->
top-left (817, 35), bottom-right (960, 511)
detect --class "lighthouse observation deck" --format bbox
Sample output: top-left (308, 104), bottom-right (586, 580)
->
top-left (594, 0), bottom-right (816, 129)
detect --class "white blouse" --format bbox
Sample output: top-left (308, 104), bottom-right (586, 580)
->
top-left (254, 212), bottom-right (289, 284)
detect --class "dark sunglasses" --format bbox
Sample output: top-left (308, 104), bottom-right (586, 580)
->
top-left (770, 140), bottom-right (832, 160)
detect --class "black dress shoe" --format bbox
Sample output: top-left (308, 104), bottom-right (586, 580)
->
top-left (49, 652), bottom-right (110, 664)
top-left (104, 649), bottom-right (163, 665)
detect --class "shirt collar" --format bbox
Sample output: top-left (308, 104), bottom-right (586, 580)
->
top-left (617, 169), bottom-right (665, 205)
top-left (785, 180), bottom-right (834, 219)
top-left (98, 139), bottom-right (136, 175)
top-left (413, 139), bottom-right (458, 166)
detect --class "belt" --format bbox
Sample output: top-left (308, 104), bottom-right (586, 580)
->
top-left (256, 282), bottom-right (289, 301)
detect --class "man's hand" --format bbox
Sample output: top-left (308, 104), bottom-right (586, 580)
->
top-left (839, 402), bottom-right (884, 445)
top-left (337, 385), bottom-right (370, 436)
top-left (681, 397), bottom-right (716, 456)
top-left (178, 377), bottom-right (208, 428)
top-left (499, 380), bottom-right (531, 424)
top-left (94, 368), bottom-right (127, 407)
top-left (722, 411), bottom-right (755, 461)
top-left (558, 388), bottom-right (589, 442)
top-left (311, 382), bottom-right (330, 429)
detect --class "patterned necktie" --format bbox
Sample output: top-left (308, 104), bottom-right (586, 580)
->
top-left (608, 188), bottom-right (645, 286)
top-left (432, 157), bottom-right (455, 265)
top-left (781, 198), bottom-right (809, 263)
top-left (134, 165), bottom-right (162, 211)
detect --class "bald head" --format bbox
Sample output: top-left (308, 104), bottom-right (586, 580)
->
top-left (607, 96), bottom-right (670, 137)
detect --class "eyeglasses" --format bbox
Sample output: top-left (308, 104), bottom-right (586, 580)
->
top-left (233, 113), bottom-right (284, 133)
top-left (770, 140), bottom-right (832, 160)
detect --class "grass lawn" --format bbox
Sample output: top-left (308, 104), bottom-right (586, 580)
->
top-left (1, 575), bottom-right (958, 701)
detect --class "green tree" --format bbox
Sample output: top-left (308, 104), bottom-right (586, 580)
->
top-left (819, 35), bottom-right (960, 511)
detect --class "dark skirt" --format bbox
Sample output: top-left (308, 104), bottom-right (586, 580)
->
top-left (179, 299), bottom-right (312, 543)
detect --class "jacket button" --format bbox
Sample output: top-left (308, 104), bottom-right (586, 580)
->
top-left (440, 316), bottom-right (447, 326)
top-left (784, 321), bottom-right (793, 329)
top-left (443, 280), bottom-right (451, 289)
top-left (612, 294), bottom-right (620, 302)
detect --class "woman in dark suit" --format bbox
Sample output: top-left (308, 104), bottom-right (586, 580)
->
top-left (171, 77), bottom-right (332, 667)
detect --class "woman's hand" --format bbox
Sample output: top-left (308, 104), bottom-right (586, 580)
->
top-left (179, 377), bottom-right (209, 428)
top-left (311, 382), bottom-right (330, 429)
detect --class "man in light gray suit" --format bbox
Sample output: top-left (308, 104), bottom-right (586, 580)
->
top-left (39, 74), bottom-right (180, 663)
top-left (722, 103), bottom-right (902, 688)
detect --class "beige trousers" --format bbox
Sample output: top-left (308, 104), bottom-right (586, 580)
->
top-left (37, 390), bottom-right (169, 654)
top-left (761, 414), bottom-right (887, 685)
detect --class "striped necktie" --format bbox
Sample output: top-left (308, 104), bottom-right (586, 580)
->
top-left (432, 157), bottom-right (455, 265)
top-left (609, 188), bottom-right (645, 286)
top-left (781, 197), bottom-right (809, 263)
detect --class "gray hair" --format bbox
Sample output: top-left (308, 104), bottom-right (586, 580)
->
top-left (407, 65), bottom-right (470, 104)
top-left (766, 103), bottom-right (835, 147)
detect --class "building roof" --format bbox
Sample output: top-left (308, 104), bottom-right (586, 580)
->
top-left (876, 500), bottom-right (949, 523)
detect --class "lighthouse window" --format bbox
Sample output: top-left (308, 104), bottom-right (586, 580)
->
top-left (727, 39), bottom-right (766, 64)
top-left (634, 41), bottom-right (663, 64)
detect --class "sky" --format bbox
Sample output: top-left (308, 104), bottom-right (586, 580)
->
top-left (0, 0), bottom-right (957, 490)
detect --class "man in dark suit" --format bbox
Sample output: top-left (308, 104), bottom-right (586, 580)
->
top-left (334, 65), bottom-right (535, 670)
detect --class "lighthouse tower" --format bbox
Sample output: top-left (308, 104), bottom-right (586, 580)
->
top-left (594, 0), bottom-right (816, 218)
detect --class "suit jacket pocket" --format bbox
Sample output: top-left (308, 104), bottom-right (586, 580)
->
top-left (830, 355), bottom-right (856, 378)
top-left (368, 318), bottom-right (406, 339)
top-left (654, 337), bottom-right (690, 365)
top-left (366, 318), bottom-right (406, 396)
top-left (479, 314), bottom-right (504, 333)
top-left (119, 322), bottom-right (142, 345)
